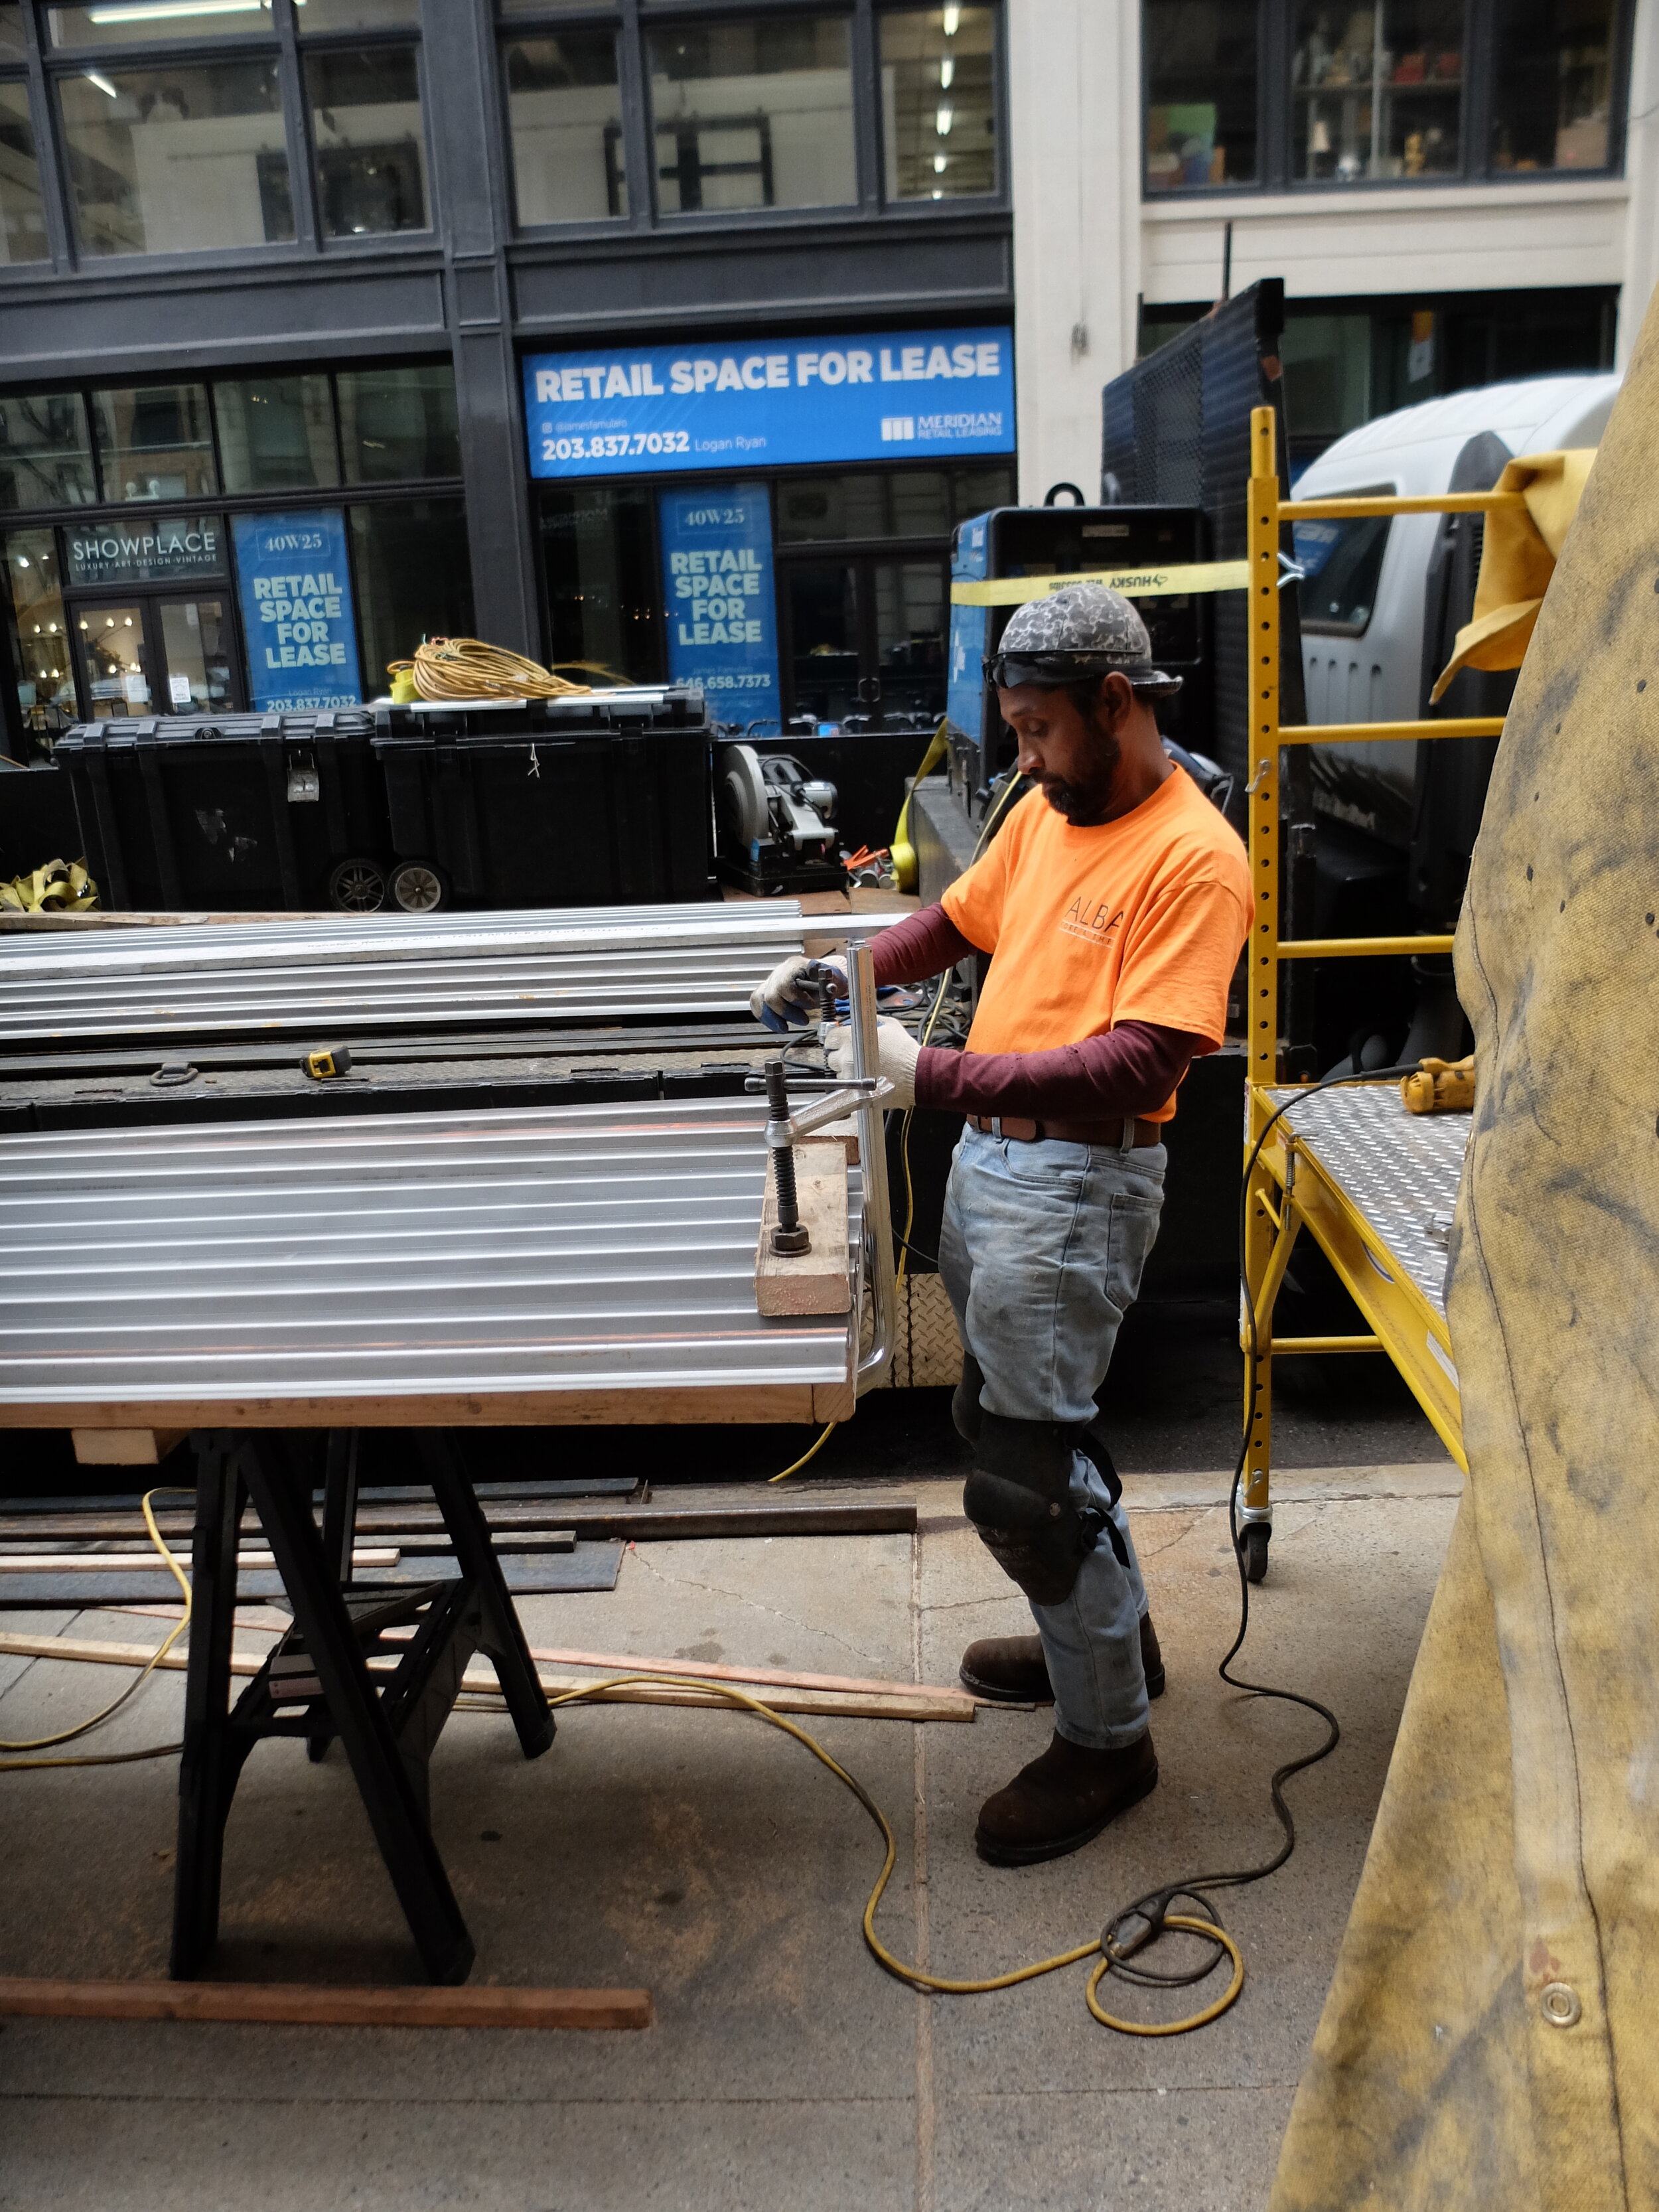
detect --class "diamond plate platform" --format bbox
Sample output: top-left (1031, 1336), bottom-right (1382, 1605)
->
top-left (1268, 1086), bottom-right (1470, 1320)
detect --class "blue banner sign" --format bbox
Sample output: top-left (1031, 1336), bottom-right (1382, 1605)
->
top-left (232, 508), bottom-right (362, 712)
top-left (658, 482), bottom-right (781, 731)
top-left (526, 326), bottom-right (1015, 479)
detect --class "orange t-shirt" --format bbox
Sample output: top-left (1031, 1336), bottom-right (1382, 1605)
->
top-left (940, 767), bottom-right (1250, 1120)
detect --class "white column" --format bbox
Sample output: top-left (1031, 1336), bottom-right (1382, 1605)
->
top-left (1619, 0), bottom-right (1659, 364)
top-left (1006, 0), bottom-right (1143, 504)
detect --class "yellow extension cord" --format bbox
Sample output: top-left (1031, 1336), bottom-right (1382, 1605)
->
top-left (0, 1487), bottom-right (192, 1769)
top-left (4, 816), bottom-right (1246, 2029)
top-left (469, 1670), bottom-right (1245, 2036)
top-left (0, 1499), bottom-right (1242, 2033)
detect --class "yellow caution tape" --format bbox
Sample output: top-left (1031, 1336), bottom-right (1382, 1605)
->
top-left (950, 560), bottom-right (1251, 607)
top-left (0, 857), bottom-right (98, 914)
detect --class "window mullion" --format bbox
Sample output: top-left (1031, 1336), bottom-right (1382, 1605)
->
top-left (849, 0), bottom-right (881, 211)
top-left (1262, 0), bottom-right (1289, 190)
top-left (272, 0), bottom-right (322, 248)
top-left (616, 0), bottom-right (655, 230)
top-left (24, 5), bottom-right (78, 271)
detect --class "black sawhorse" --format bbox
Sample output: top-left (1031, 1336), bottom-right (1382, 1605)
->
top-left (171, 1428), bottom-right (554, 1986)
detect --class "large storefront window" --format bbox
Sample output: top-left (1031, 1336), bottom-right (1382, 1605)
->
top-left (214, 376), bottom-right (340, 493)
top-left (92, 384), bottom-right (218, 504)
top-left (304, 42), bottom-right (429, 236)
top-left (337, 364), bottom-right (460, 482)
top-left (879, 6), bottom-right (999, 199)
top-left (3, 528), bottom-right (74, 735)
top-left (538, 459), bottom-right (1013, 730)
top-left (56, 59), bottom-right (295, 256)
top-left (20, 0), bottom-right (432, 264)
top-left (539, 484), bottom-right (663, 685)
top-left (0, 80), bottom-right (48, 264)
top-left (646, 16), bottom-right (857, 212)
top-left (349, 495), bottom-right (474, 696)
top-left (1, 360), bottom-right (470, 730)
top-left (1145, 0), bottom-right (1260, 188)
top-left (1490, 0), bottom-right (1615, 169)
top-left (1145, 0), bottom-right (1627, 188)
top-left (1293, 0), bottom-right (1465, 180)
top-left (504, 31), bottom-right (628, 224)
top-left (0, 392), bottom-right (97, 510)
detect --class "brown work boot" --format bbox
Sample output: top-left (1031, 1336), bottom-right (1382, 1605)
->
top-left (959, 1615), bottom-right (1166, 1704)
top-left (974, 1728), bottom-right (1159, 1866)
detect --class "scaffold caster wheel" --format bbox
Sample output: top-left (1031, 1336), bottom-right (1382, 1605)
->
top-left (389, 857), bottom-right (449, 913)
top-left (1240, 1524), bottom-right (1271, 1585)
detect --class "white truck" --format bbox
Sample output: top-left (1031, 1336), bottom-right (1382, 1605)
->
top-left (1291, 372), bottom-right (1619, 848)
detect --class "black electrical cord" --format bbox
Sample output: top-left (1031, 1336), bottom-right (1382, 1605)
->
top-left (1094, 1060), bottom-right (1420, 1984)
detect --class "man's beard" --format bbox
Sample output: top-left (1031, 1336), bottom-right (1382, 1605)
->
top-left (1036, 719), bottom-right (1121, 825)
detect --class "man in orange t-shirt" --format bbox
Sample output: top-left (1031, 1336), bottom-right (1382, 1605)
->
top-left (758, 583), bottom-right (1249, 1866)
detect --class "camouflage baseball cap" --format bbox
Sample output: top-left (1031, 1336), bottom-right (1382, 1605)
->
top-left (986, 581), bottom-right (1183, 697)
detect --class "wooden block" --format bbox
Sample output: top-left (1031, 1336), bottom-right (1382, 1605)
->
top-left (0, 1977), bottom-right (652, 2031)
top-left (13, 1386), bottom-right (831, 1430)
top-left (71, 1428), bottom-right (186, 1467)
top-left (755, 1140), bottom-right (851, 1317)
top-left (812, 1117), bottom-right (861, 1165)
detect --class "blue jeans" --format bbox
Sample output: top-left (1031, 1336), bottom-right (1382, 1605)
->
top-left (938, 1123), bottom-right (1167, 1749)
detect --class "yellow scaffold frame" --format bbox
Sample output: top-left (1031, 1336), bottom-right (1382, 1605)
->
top-left (1241, 404), bottom-right (1508, 1535)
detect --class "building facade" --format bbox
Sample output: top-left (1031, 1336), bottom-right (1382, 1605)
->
top-left (1013, 0), bottom-right (1648, 495)
top-left (0, 0), bottom-right (1644, 753)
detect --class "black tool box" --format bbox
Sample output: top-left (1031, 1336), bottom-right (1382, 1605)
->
top-left (55, 709), bottom-right (393, 913)
top-left (372, 688), bottom-right (715, 909)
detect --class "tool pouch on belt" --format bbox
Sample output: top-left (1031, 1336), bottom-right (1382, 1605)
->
top-left (962, 1410), bottom-right (1121, 1606)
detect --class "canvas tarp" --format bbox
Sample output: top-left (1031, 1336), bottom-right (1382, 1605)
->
top-left (1269, 293), bottom-right (1659, 2212)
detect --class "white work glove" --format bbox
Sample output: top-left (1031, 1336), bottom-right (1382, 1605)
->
top-left (828, 1015), bottom-right (920, 1110)
top-left (749, 954), bottom-right (844, 1030)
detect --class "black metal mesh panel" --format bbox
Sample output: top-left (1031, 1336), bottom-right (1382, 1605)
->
top-left (1101, 281), bottom-right (1307, 805)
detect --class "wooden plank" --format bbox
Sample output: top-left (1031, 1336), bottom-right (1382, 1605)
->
top-left (0, 1632), bottom-right (976, 1722)
top-left (0, 1499), bottom-right (916, 1546)
top-left (0, 1977), bottom-right (652, 2030)
top-left (70, 1428), bottom-right (186, 1467)
top-left (0, 1621), bottom-right (969, 1707)
top-left (1, 1384), bottom-right (830, 1430)
top-left (0, 1548), bottom-right (397, 1572)
top-left (754, 1140), bottom-right (852, 1317)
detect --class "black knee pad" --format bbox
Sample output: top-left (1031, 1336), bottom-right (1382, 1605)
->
top-left (951, 1353), bottom-right (985, 1447)
top-left (962, 1410), bottom-right (1099, 1607)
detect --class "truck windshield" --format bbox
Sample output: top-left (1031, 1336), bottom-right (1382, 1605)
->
top-left (1293, 492), bottom-right (1392, 635)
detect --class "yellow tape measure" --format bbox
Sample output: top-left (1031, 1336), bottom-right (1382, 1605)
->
top-left (950, 559), bottom-right (1251, 607)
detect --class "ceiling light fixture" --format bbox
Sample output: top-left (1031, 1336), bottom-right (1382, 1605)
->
top-left (88, 2), bottom-right (270, 24)
top-left (939, 56), bottom-right (954, 87)
top-left (942, 5), bottom-right (962, 34)
top-left (936, 104), bottom-right (954, 135)
top-left (83, 70), bottom-right (120, 98)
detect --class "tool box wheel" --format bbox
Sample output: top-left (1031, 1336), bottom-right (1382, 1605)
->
top-left (1239, 1523), bottom-right (1271, 1584)
top-left (327, 855), bottom-right (388, 913)
top-left (389, 857), bottom-right (450, 913)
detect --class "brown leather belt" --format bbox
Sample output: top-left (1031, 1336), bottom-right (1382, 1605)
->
top-left (966, 1114), bottom-right (1164, 1148)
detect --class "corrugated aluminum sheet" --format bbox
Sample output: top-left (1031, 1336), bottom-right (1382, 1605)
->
top-left (0, 1098), bottom-right (861, 1406)
top-left (0, 903), bottom-right (809, 1045)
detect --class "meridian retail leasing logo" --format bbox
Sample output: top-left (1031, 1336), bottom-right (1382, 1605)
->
top-left (883, 412), bottom-right (1005, 441)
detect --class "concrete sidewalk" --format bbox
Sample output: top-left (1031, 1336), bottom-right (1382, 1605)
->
top-left (0, 1463), bottom-right (1459, 2212)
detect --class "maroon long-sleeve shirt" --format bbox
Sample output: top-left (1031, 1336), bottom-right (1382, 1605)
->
top-left (871, 903), bottom-right (1202, 1122)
